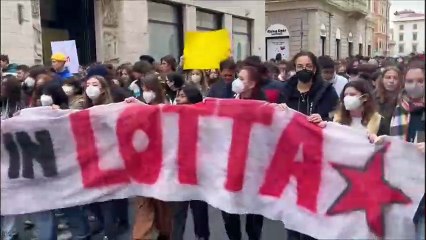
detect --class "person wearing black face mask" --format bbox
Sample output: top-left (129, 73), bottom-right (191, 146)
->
top-left (279, 51), bottom-right (339, 125)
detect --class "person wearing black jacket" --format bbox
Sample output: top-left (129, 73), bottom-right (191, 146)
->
top-left (279, 51), bottom-right (338, 240)
top-left (207, 59), bottom-right (236, 99)
top-left (279, 51), bottom-right (339, 122)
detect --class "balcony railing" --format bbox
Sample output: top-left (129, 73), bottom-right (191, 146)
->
top-left (327, 0), bottom-right (368, 16)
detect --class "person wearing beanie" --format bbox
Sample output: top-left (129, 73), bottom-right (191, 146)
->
top-left (51, 52), bottom-right (73, 83)
top-left (86, 64), bottom-right (131, 102)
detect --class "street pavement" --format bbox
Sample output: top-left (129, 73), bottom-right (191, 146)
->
top-left (17, 202), bottom-right (288, 240)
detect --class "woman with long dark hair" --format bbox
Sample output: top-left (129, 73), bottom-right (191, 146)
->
top-left (375, 66), bottom-right (403, 129)
top-left (1, 75), bottom-right (22, 119)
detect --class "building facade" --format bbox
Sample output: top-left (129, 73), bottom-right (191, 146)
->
top-left (391, 10), bottom-right (425, 56)
top-left (1, 0), bottom-right (265, 66)
top-left (371, 0), bottom-right (391, 56)
top-left (266, 0), bottom-right (375, 60)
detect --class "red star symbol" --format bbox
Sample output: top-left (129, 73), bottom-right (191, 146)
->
top-left (326, 142), bottom-right (412, 238)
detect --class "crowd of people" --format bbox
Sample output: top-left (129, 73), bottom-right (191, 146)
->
top-left (1, 50), bottom-right (424, 240)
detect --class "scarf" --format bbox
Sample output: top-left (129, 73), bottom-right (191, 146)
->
top-left (390, 93), bottom-right (425, 141)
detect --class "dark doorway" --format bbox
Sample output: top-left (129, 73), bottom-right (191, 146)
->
top-left (321, 36), bottom-right (326, 56)
top-left (368, 45), bottom-right (371, 57)
top-left (336, 39), bottom-right (341, 59)
top-left (40, 0), bottom-right (96, 66)
top-left (348, 42), bottom-right (353, 57)
top-left (358, 43), bottom-right (363, 56)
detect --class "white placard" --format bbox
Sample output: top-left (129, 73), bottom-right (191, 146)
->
top-left (50, 40), bottom-right (80, 74)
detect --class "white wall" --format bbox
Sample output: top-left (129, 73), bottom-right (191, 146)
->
top-left (392, 19), bottom-right (425, 56)
top-left (1, 1), bottom-right (36, 65)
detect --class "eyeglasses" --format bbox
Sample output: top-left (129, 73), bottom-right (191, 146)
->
top-left (295, 64), bottom-right (314, 71)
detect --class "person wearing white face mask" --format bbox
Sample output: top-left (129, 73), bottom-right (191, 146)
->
top-left (62, 77), bottom-right (84, 109)
top-left (333, 78), bottom-right (389, 137)
top-left (231, 65), bottom-right (266, 101)
top-left (140, 73), bottom-right (165, 105)
top-left (30, 68), bottom-right (68, 109)
top-left (226, 64), bottom-right (266, 240)
top-left (83, 75), bottom-right (113, 108)
top-left (372, 61), bottom-right (425, 240)
top-left (82, 75), bottom-right (120, 240)
top-left (133, 73), bottom-right (173, 240)
top-left (187, 69), bottom-right (208, 97)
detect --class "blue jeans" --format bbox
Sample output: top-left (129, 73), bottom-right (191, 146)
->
top-left (31, 210), bottom-right (57, 240)
top-left (61, 206), bottom-right (91, 240)
top-left (416, 214), bottom-right (425, 240)
top-left (1, 215), bottom-right (17, 240)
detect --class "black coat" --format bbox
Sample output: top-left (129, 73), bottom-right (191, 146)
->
top-left (279, 75), bottom-right (339, 120)
top-left (42, 81), bottom-right (69, 109)
top-left (110, 86), bottom-right (132, 103)
top-left (207, 79), bottom-right (234, 99)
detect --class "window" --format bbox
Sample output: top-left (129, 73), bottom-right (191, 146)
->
top-left (336, 39), bottom-right (340, 59)
top-left (399, 25), bottom-right (404, 31)
top-left (413, 24), bottom-right (417, 30)
top-left (379, 41), bottom-right (382, 49)
top-left (348, 42), bottom-right (353, 57)
top-left (413, 32), bottom-right (417, 41)
top-left (413, 44), bottom-right (418, 53)
top-left (399, 44), bottom-right (404, 53)
top-left (232, 17), bottom-right (251, 61)
top-left (399, 33), bottom-right (404, 41)
top-left (148, 1), bottom-right (183, 61)
top-left (196, 10), bottom-right (222, 31)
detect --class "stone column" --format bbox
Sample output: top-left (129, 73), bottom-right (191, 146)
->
top-left (183, 5), bottom-right (197, 33)
top-left (307, 10), bottom-right (319, 56)
top-left (118, 0), bottom-right (149, 63)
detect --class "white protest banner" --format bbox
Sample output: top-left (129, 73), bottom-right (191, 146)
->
top-left (1, 99), bottom-right (424, 239)
top-left (50, 40), bottom-right (80, 73)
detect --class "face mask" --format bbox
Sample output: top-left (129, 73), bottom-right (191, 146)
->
top-left (405, 82), bottom-right (425, 99)
top-left (143, 91), bottom-right (156, 103)
top-left (24, 77), bottom-right (35, 88)
top-left (278, 73), bottom-right (286, 81)
top-left (191, 75), bottom-right (202, 83)
top-left (232, 78), bottom-right (245, 94)
top-left (296, 69), bottom-right (314, 83)
top-left (85, 85), bottom-right (101, 100)
top-left (62, 85), bottom-right (74, 96)
top-left (344, 95), bottom-right (363, 111)
top-left (209, 73), bottom-right (218, 79)
top-left (40, 94), bottom-right (53, 106)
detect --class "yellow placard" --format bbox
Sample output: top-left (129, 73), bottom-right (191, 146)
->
top-left (183, 29), bottom-right (231, 70)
